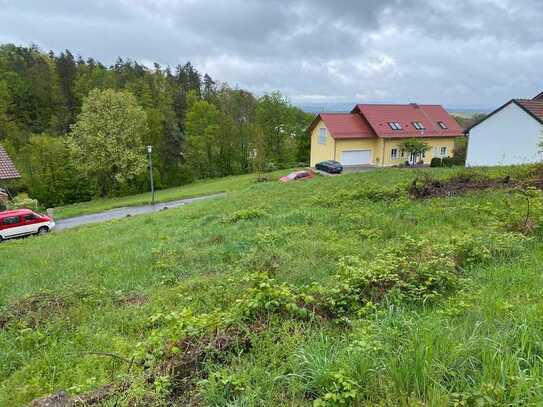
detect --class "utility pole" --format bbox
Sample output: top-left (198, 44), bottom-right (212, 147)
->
top-left (147, 145), bottom-right (155, 205)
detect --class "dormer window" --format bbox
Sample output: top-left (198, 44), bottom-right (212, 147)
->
top-left (388, 122), bottom-right (402, 130)
top-left (437, 121), bottom-right (448, 129)
top-left (412, 121), bottom-right (425, 130)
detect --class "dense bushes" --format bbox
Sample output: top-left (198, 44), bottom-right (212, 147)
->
top-left (126, 225), bottom-right (532, 406)
top-left (431, 155), bottom-right (463, 168)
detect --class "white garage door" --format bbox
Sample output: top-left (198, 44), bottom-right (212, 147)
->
top-left (341, 150), bottom-right (371, 166)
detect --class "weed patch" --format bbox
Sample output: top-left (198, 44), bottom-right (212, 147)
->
top-left (314, 183), bottom-right (403, 208)
top-left (0, 293), bottom-right (68, 329)
top-left (223, 208), bottom-right (268, 223)
top-left (30, 383), bottom-right (125, 406)
top-left (116, 293), bottom-right (147, 307)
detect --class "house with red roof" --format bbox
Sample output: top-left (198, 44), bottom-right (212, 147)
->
top-left (466, 91), bottom-right (543, 166)
top-left (308, 103), bottom-right (463, 167)
top-left (0, 144), bottom-right (20, 182)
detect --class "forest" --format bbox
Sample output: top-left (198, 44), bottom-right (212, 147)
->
top-left (0, 44), bottom-right (312, 207)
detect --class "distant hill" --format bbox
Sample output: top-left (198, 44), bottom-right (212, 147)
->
top-left (294, 102), bottom-right (490, 117)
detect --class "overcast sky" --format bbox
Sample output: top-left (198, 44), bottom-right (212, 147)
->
top-left (1, 0), bottom-right (542, 109)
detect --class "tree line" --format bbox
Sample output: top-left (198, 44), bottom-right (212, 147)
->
top-left (0, 44), bottom-right (312, 207)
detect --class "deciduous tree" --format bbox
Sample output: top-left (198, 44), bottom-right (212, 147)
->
top-left (69, 89), bottom-right (148, 196)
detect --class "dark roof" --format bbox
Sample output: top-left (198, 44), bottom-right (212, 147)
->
top-left (308, 113), bottom-right (376, 139)
top-left (465, 99), bottom-right (543, 133)
top-left (515, 99), bottom-right (543, 123)
top-left (352, 104), bottom-right (464, 138)
top-left (0, 144), bottom-right (21, 180)
top-left (533, 91), bottom-right (543, 101)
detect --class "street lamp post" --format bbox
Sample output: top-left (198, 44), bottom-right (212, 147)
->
top-left (147, 145), bottom-right (155, 205)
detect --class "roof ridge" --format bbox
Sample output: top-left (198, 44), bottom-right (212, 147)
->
top-left (355, 103), bottom-right (444, 107)
top-left (320, 112), bottom-right (357, 115)
top-left (516, 98), bottom-right (543, 103)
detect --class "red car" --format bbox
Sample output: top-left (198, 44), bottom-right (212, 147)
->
top-left (279, 170), bottom-right (315, 183)
top-left (0, 209), bottom-right (55, 242)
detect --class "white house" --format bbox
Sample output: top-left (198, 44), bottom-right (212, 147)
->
top-left (466, 92), bottom-right (543, 166)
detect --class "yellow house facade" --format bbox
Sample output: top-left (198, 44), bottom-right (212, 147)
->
top-left (308, 104), bottom-right (464, 168)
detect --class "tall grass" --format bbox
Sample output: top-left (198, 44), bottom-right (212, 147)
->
top-left (1, 165), bottom-right (542, 405)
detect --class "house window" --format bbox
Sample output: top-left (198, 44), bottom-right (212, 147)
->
top-left (388, 122), bottom-right (402, 130)
top-left (440, 146), bottom-right (447, 156)
top-left (412, 121), bottom-right (425, 130)
top-left (437, 121), bottom-right (448, 129)
top-left (318, 128), bottom-right (326, 145)
top-left (391, 148), bottom-right (398, 160)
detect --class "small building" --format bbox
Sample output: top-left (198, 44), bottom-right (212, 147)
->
top-left (308, 103), bottom-right (463, 168)
top-left (465, 92), bottom-right (543, 166)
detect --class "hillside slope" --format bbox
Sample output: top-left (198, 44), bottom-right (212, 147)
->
top-left (1, 166), bottom-right (543, 406)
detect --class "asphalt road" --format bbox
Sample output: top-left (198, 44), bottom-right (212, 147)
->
top-left (55, 193), bottom-right (226, 231)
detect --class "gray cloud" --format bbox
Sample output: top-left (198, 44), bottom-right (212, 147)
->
top-left (1, 0), bottom-right (542, 108)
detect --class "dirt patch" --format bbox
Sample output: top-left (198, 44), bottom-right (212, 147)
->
top-left (160, 323), bottom-right (265, 404)
top-left (408, 174), bottom-right (518, 199)
top-left (0, 293), bottom-right (67, 329)
top-left (208, 234), bottom-right (225, 245)
top-left (117, 293), bottom-right (147, 307)
top-left (29, 383), bottom-right (125, 406)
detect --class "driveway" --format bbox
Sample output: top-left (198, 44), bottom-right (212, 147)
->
top-left (55, 193), bottom-right (226, 231)
top-left (315, 165), bottom-right (376, 176)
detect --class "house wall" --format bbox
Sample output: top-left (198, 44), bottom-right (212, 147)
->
top-left (334, 139), bottom-right (379, 166)
top-left (382, 137), bottom-right (457, 166)
top-left (466, 103), bottom-right (543, 166)
top-left (310, 120), bottom-right (335, 167)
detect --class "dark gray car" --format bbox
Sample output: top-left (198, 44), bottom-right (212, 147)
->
top-left (315, 160), bottom-right (343, 174)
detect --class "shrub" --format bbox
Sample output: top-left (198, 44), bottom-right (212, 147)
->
top-left (430, 157), bottom-right (442, 167)
top-left (224, 208), bottom-right (267, 223)
top-left (199, 369), bottom-right (246, 404)
top-left (313, 370), bottom-right (360, 406)
top-left (319, 237), bottom-right (459, 318)
top-left (235, 273), bottom-right (313, 320)
top-left (452, 136), bottom-right (468, 166)
top-left (442, 157), bottom-right (454, 167)
top-left (499, 187), bottom-right (543, 235)
top-left (6, 193), bottom-right (40, 211)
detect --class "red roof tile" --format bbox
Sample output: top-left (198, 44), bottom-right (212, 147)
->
top-left (319, 113), bottom-right (376, 139)
top-left (534, 91), bottom-right (543, 101)
top-left (352, 104), bottom-right (464, 138)
top-left (0, 144), bottom-right (21, 180)
top-left (516, 99), bottom-right (543, 123)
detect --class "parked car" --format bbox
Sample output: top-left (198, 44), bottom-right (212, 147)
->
top-left (0, 209), bottom-right (55, 242)
top-left (315, 160), bottom-right (343, 174)
top-left (279, 170), bottom-right (315, 183)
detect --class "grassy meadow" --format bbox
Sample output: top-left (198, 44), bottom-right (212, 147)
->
top-left (51, 168), bottom-right (300, 220)
top-left (2, 165), bottom-right (543, 406)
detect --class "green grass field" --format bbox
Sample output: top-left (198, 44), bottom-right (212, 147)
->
top-left (2, 165), bottom-right (543, 406)
top-left (52, 169), bottom-right (298, 220)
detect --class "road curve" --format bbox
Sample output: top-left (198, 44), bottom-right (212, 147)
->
top-left (54, 193), bottom-right (226, 231)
